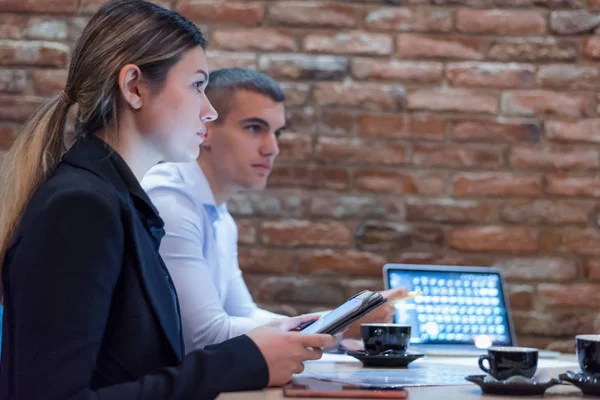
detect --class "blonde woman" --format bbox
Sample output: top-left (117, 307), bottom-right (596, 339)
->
top-left (0, 1), bottom-right (334, 399)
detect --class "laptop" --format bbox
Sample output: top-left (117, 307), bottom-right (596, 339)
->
top-left (383, 264), bottom-right (560, 358)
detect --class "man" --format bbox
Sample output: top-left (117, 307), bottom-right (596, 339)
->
top-left (142, 68), bottom-right (406, 352)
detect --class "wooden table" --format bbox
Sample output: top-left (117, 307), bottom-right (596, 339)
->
top-left (219, 354), bottom-right (585, 399)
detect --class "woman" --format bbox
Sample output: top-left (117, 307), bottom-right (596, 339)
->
top-left (0, 1), bottom-right (334, 399)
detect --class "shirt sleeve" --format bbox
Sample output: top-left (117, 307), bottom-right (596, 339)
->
top-left (148, 186), bottom-right (266, 351)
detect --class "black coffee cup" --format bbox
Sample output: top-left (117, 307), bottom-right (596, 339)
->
top-left (360, 324), bottom-right (411, 355)
top-left (576, 335), bottom-right (600, 376)
top-left (478, 346), bottom-right (538, 381)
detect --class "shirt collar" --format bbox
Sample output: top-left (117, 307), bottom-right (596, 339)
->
top-left (177, 162), bottom-right (228, 225)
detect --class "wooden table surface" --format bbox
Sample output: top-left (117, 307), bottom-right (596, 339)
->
top-left (218, 353), bottom-right (586, 399)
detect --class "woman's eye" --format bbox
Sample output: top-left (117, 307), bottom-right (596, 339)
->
top-left (194, 81), bottom-right (206, 91)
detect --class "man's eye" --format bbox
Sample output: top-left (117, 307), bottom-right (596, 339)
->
top-left (246, 125), bottom-right (261, 133)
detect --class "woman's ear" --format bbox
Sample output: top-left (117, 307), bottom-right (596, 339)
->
top-left (118, 64), bottom-right (146, 110)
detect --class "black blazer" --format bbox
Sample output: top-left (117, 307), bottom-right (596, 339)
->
top-left (0, 135), bottom-right (268, 399)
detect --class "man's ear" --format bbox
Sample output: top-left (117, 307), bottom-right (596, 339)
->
top-left (117, 64), bottom-right (147, 110)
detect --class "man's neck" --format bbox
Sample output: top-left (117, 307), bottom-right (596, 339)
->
top-left (197, 157), bottom-right (238, 206)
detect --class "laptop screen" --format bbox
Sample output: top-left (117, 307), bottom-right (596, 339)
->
top-left (385, 264), bottom-right (513, 347)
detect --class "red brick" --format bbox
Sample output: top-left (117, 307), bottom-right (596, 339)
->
top-left (280, 83), bottom-right (310, 107)
top-left (496, 0), bottom-right (584, 7)
top-left (0, 40), bottom-right (69, 67)
top-left (358, 114), bottom-right (406, 138)
top-left (260, 220), bottom-right (351, 247)
top-left (0, 0), bottom-right (77, 13)
top-left (352, 58), bottom-right (443, 83)
top-left (0, 95), bottom-right (46, 122)
top-left (212, 29), bottom-right (297, 52)
top-left (0, 15), bottom-right (24, 40)
top-left (269, 2), bottom-right (357, 28)
top-left (298, 250), bottom-right (387, 276)
top-left (355, 170), bottom-right (445, 195)
top-left (286, 108), bottom-right (314, 136)
top-left (310, 195), bottom-right (404, 220)
top-left (259, 54), bottom-right (347, 80)
top-left (254, 276), bottom-right (346, 305)
top-left (23, 17), bottom-right (68, 40)
top-left (408, 88), bottom-right (498, 114)
top-left (364, 8), bottom-right (452, 32)
top-left (447, 62), bottom-right (536, 89)
top-left (538, 65), bottom-right (600, 90)
top-left (510, 145), bottom-right (599, 170)
top-left (30, 69), bottom-right (68, 96)
top-left (317, 110), bottom-right (354, 136)
top-left (541, 228), bottom-right (600, 255)
top-left (412, 144), bottom-right (503, 168)
top-left (584, 36), bottom-right (600, 59)
top-left (451, 119), bottom-right (542, 143)
top-left (546, 173), bottom-right (600, 197)
top-left (316, 137), bottom-right (405, 165)
top-left (409, 115), bottom-right (447, 141)
top-left (502, 91), bottom-right (595, 118)
top-left (269, 167), bottom-right (348, 190)
top-left (539, 283), bottom-right (600, 307)
top-left (238, 248), bottom-right (295, 274)
top-left (176, 1), bottom-right (263, 25)
top-left (550, 10), bottom-right (600, 35)
top-left (228, 191), bottom-right (306, 217)
top-left (0, 124), bottom-right (18, 150)
top-left (80, 0), bottom-right (170, 13)
top-left (507, 285), bottom-right (534, 310)
top-left (304, 31), bottom-right (392, 56)
top-left (450, 226), bottom-right (538, 252)
top-left (357, 222), bottom-right (444, 252)
top-left (0, 69), bottom-right (26, 93)
top-left (514, 310), bottom-right (595, 336)
top-left (277, 133), bottom-right (312, 162)
top-left (357, 114), bottom-right (445, 141)
top-left (488, 38), bottom-right (578, 62)
top-left (452, 172), bottom-right (542, 197)
top-left (206, 51), bottom-right (256, 71)
top-left (314, 82), bottom-right (406, 111)
top-left (494, 257), bottom-right (579, 281)
top-left (592, 0), bottom-right (600, 9)
top-left (586, 259), bottom-right (600, 280)
top-left (236, 219), bottom-right (257, 245)
top-left (67, 16), bottom-right (90, 41)
top-left (406, 198), bottom-right (498, 223)
top-left (398, 34), bottom-right (484, 60)
top-left (457, 9), bottom-right (547, 35)
top-left (502, 199), bottom-right (594, 224)
top-left (432, 0), bottom-right (494, 5)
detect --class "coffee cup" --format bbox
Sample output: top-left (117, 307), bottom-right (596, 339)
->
top-left (478, 346), bottom-right (538, 381)
top-left (360, 324), bottom-right (411, 355)
top-left (576, 335), bottom-right (600, 376)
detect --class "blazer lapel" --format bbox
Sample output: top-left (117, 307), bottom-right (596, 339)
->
top-left (127, 210), bottom-right (184, 361)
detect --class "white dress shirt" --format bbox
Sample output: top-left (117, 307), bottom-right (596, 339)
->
top-left (141, 162), bottom-right (283, 352)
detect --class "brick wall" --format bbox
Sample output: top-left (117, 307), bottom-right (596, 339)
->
top-left (2, 0), bottom-right (600, 350)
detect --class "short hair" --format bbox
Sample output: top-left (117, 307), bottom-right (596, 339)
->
top-left (206, 68), bottom-right (285, 122)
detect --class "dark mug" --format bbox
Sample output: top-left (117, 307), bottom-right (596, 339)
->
top-left (478, 346), bottom-right (538, 381)
top-left (360, 324), bottom-right (411, 355)
top-left (576, 335), bottom-right (600, 376)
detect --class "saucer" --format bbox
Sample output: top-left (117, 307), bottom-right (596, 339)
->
top-left (465, 374), bottom-right (561, 396)
top-left (346, 350), bottom-right (424, 367)
top-left (559, 370), bottom-right (600, 396)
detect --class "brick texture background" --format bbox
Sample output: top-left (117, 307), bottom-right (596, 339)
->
top-left (2, 0), bottom-right (600, 351)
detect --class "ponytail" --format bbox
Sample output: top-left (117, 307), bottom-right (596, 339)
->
top-left (0, 91), bottom-right (73, 296)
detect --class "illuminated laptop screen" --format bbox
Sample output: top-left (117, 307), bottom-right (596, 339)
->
top-left (387, 267), bottom-right (512, 347)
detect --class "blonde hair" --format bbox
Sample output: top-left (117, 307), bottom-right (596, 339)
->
top-left (0, 0), bottom-right (206, 295)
